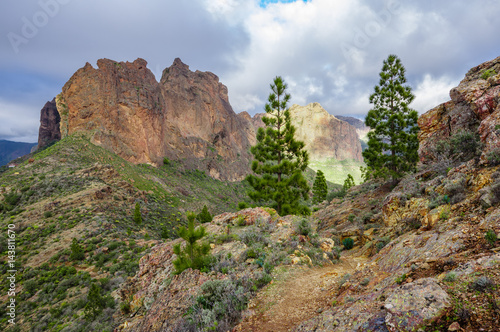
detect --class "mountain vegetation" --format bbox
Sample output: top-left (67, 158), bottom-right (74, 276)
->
top-left (246, 76), bottom-right (310, 216)
top-left (362, 54), bottom-right (420, 181)
top-left (1, 55), bottom-right (500, 332)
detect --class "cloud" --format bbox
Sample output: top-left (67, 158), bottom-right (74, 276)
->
top-left (412, 74), bottom-right (456, 114)
top-left (0, 98), bottom-right (40, 142)
top-left (0, 0), bottom-right (499, 142)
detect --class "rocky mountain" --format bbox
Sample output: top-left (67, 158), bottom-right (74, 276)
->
top-left (38, 98), bottom-right (61, 150)
top-left (48, 58), bottom-right (254, 181)
top-left (251, 103), bottom-right (365, 184)
top-left (419, 55), bottom-right (500, 165)
top-left (335, 115), bottom-right (370, 141)
top-left (0, 139), bottom-right (37, 166)
top-left (113, 56), bottom-right (500, 332)
top-left (252, 103), bottom-right (362, 162)
top-left (4, 56), bottom-right (500, 332)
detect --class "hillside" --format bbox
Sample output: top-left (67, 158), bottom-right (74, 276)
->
top-left (1, 55), bottom-right (500, 332)
top-left (0, 140), bottom-right (37, 166)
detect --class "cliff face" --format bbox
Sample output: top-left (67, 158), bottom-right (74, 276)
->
top-left (54, 58), bottom-right (254, 181)
top-left (37, 98), bottom-right (61, 149)
top-left (252, 103), bottom-right (363, 162)
top-left (419, 56), bottom-right (500, 163)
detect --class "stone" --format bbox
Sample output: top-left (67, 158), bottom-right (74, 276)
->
top-left (448, 321), bottom-right (461, 331)
top-left (418, 55), bottom-right (500, 164)
top-left (48, 58), bottom-right (254, 181)
top-left (37, 98), bottom-right (61, 149)
top-left (384, 278), bottom-right (450, 331)
top-left (252, 102), bottom-right (363, 163)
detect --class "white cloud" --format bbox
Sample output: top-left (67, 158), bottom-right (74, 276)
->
top-left (0, 98), bottom-right (39, 142)
top-left (413, 74), bottom-right (457, 114)
top-left (1, 0), bottom-right (500, 141)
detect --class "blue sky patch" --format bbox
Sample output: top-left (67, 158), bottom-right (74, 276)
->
top-left (259, 0), bottom-right (309, 8)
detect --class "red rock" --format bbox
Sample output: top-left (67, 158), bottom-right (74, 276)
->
top-left (37, 98), bottom-right (61, 149)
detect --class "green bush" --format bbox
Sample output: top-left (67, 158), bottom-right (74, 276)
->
top-left (327, 189), bottom-right (346, 201)
top-left (450, 130), bottom-right (482, 161)
top-left (133, 202), bottom-right (142, 224)
top-left (197, 205), bottom-right (213, 223)
top-left (297, 218), bottom-right (312, 236)
top-left (486, 149), bottom-right (500, 166)
top-left (84, 283), bottom-right (105, 319)
top-left (443, 272), bottom-right (457, 282)
top-left (173, 212), bottom-right (211, 275)
top-left (69, 238), bottom-right (85, 261)
top-left (342, 237), bottom-right (354, 250)
top-left (481, 68), bottom-right (497, 80)
top-left (485, 229), bottom-right (497, 246)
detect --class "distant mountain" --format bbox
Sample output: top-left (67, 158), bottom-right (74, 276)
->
top-left (0, 140), bottom-right (37, 166)
top-left (335, 115), bottom-right (370, 141)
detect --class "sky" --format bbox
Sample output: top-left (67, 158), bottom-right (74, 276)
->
top-left (0, 0), bottom-right (499, 143)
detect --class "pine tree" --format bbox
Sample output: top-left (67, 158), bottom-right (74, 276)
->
top-left (312, 170), bottom-right (328, 204)
top-left (246, 76), bottom-right (310, 216)
top-left (362, 54), bottom-right (419, 181)
top-left (133, 202), bottom-right (142, 224)
top-left (343, 174), bottom-right (355, 192)
top-left (69, 238), bottom-right (85, 261)
top-left (84, 283), bottom-right (105, 319)
top-left (197, 205), bottom-right (213, 223)
top-left (173, 212), bottom-right (211, 274)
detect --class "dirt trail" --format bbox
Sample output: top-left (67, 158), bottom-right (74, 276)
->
top-left (235, 253), bottom-right (368, 332)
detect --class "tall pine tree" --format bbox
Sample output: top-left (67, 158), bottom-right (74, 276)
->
top-left (246, 76), bottom-right (310, 216)
top-left (312, 170), bottom-right (327, 204)
top-left (362, 54), bottom-right (419, 181)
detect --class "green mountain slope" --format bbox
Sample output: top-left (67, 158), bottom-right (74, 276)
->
top-left (0, 135), bottom-right (251, 331)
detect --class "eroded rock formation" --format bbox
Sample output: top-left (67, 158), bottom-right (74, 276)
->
top-left (53, 58), bottom-right (254, 181)
top-left (37, 98), bottom-right (61, 149)
top-left (419, 56), bottom-right (500, 164)
top-left (252, 103), bottom-right (363, 162)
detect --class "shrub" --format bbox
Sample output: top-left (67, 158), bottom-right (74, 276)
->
top-left (172, 212), bottom-right (211, 275)
top-left (197, 205), bottom-right (213, 223)
top-left (133, 202), bottom-right (142, 224)
top-left (297, 218), bottom-right (312, 236)
top-left (395, 273), bottom-right (407, 284)
top-left (84, 283), bottom-right (105, 319)
top-left (120, 300), bottom-right (131, 314)
top-left (163, 157), bottom-right (171, 166)
top-left (450, 130), bottom-right (482, 161)
top-left (69, 238), bottom-right (85, 261)
top-left (347, 214), bottom-right (356, 222)
top-left (485, 229), bottom-right (497, 246)
top-left (187, 278), bottom-right (248, 331)
top-left (470, 276), bottom-right (495, 292)
top-left (486, 148), bottom-right (500, 166)
top-left (481, 68), bottom-right (497, 80)
top-left (327, 189), bottom-right (346, 201)
top-left (443, 272), bottom-right (457, 282)
top-left (43, 211), bottom-right (53, 218)
top-left (342, 237), bottom-right (354, 250)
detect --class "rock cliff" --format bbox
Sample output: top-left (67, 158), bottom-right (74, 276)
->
top-left (252, 103), bottom-right (363, 162)
top-left (37, 98), bottom-right (61, 149)
top-left (52, 58), bottom-right (254, 181)
top-left (419, 55), bottom-right (500, 164)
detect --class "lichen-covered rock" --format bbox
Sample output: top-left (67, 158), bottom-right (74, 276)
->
top-left (418, 56), bottom-right (500, 164)
top-left (384, 278), bottom-right (449, 331)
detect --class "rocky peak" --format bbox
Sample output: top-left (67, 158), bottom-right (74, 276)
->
top-left (37, 98), bottom-right (61, 149)
top-left (48, 57), bottom-right (254, 181)
top-left (288, 103), bottom-right (363, 162)
top-left (419, 55), bottom-right (500, 164)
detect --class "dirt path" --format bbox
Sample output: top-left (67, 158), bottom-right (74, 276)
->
top-left (235, 253), bottom-right (368, 332)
